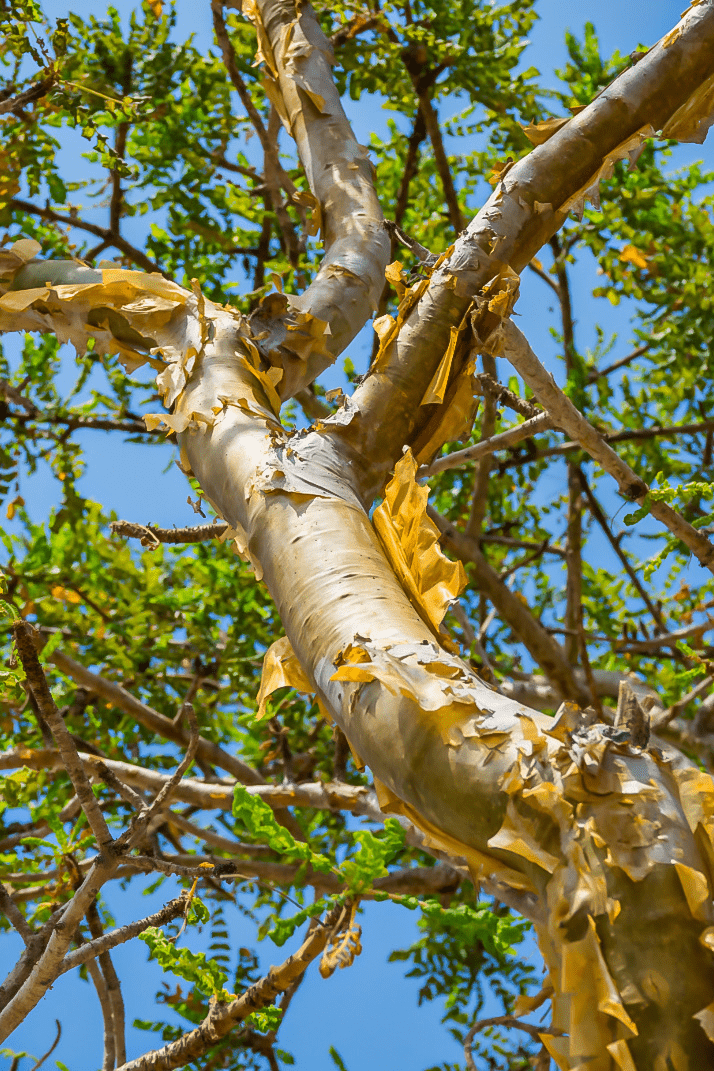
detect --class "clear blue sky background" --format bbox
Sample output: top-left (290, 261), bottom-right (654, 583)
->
top-left (3, 2), bottom-right (714, 1070)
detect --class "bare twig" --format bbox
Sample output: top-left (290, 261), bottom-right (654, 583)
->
top-left (420, 410), bottom-right (553, 476)
top-left (126, 704), bottom-right (200, 849)
top-left (578, 467), bottom-right (666, 629)
top-left (0, 74), bottom-right (56, 115)
top-left (465, 353), bottom-right (498, 538)
top-left (9, 198), bottom-right (163, 275)
top-left (499, 417), bottom-right (714, 470)
top-left (113, 899), bottom-right (347, 1071)
top-left (85, 955), bottom-right (116, 1071)
top-left (87, 898), bottom-right (126, 1066)
top-left (29, 1018), bottom-right (62, 1071)
top-left (12, 622), bottom-right (113, 849)
top-left (0, 881), bottom-right (32, 943)
top-left (59, 896), bottom-right (187, 976)
top-left (587, 341), bottom-right (651, 382)
top-left (109, 519), bottom-right (228, 546)
top-left (47, 647), bottom-right (263, 786)
top-left (477, 372), bottom-right (542, 419)
top-left (499, 319), bottom-right (714, 572)
top-left (463, 1014), bottom-right (564, 1071)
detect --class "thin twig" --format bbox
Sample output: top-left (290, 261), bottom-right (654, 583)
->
top-left (87, 898), bottom-right (126, 1066)
top-left (9, 198), bottom-right (163, 275)
top-left (59, 895), bottom-right (187, 976)
top-left (499, 319), bottom-right (714, 572)
top-left (86, 955), bottom-right (116, 1071)
top-left (110, 519), bottom-right (228, 545)
top-left (12, 622), bottom-right (113, 849)
top-left (0, 73), bottom-right (56, 115)
top-left (126, 704), bottom-right (200, 849)
top-left (463, 1014), bottom-right (564, 1071)
top-left (29, 1018), bottom-right (61, 1071)
top-left (420, 410), bottom-right (553, 476)
top-left (0, 881), bottom-right (32, 944)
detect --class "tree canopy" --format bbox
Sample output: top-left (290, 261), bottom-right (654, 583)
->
top-left (1, 1), bottom-right (714, 1069)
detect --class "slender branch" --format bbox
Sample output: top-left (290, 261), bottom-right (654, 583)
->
top-left (428, 506), bottom-right (584, 702)
top-left (477, 372), bottom-right (542, 419)
top-left (416, 91), bottom-right (465, 233)
top-left (109, 519), bottom-right (228, 546)
top-left (126, 704), bottom-right (200, 850)
top-left (578, 467), bottom-right (666, 628)
top-left (4, 409), bottom-right (158, 435)
top-left (28, 1019), bottom-right (61, 1071)
top-left (59, 896), bottom-right (187, 976)
top-left (87, 898), bottom-right (126, 1066)
top-left (211, 1), bottom-right (297, 202)
top-left (85, 954), bottom-right (116, 1071)
top-left (464, 1014), bottom-right (563, 1071)
top-left (621, 617), bottom-right (714, 654)
top-left (9, 198), bottom-right (163, 275)
top-left (394, 109), bottom-right (427, 228)
top-left (114, 900), bottom-right (348, 1071)
top-left (12, 622), bottom-right (113, 849)
top-left (499, 418), bottom-right (714, 469)
top-left (587, 341), bottom-right (651, 382)
top-left (47, 647), bottom-right (263, 786)
top-left (0, 73), bottom-right (56, 115)
top-left (527, 257), bottom-right (560, 298)
top-left (499, 319), bottom-right (714, 572)
top-left (465, 353), bottom-right (497, 538)
top-left (0, 881), bottom-right (32, 943)
top-left (420, 410), bottom-right (553, 476)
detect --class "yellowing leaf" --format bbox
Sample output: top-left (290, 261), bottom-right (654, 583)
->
top-left (256, 635), bottom-right (314, 720)
top-left (5, 495), bottom-right (23, 520)
top-left (51, 585), bottom-right (81, 604)
top-left (372, 450), bottom-right (466, 638)
top-left (620, 244), bottom-right (649, 270)
top-left (149, 0), bottom-right (163, 15)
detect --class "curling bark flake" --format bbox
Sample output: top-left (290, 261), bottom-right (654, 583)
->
top-left (3, 1), bottom-right (714, 1066)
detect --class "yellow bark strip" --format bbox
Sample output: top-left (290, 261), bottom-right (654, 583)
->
top-left (256, 635), bottom-right (315, 720)
top-left (488, 798), bottom-right (560, 873)
top-left (372, 450), bottom-right (466, 639)
top-left (606, 1039), bottom-right (637, 1071)
top-left (674, 862), bottom-right (712, 920)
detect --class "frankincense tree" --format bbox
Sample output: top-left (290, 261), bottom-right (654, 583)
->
top-left (1, 1), bottom-right (714, 1068)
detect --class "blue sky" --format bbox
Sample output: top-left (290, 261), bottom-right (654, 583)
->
top-left (3, 2), bottom-right (714, 1069)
